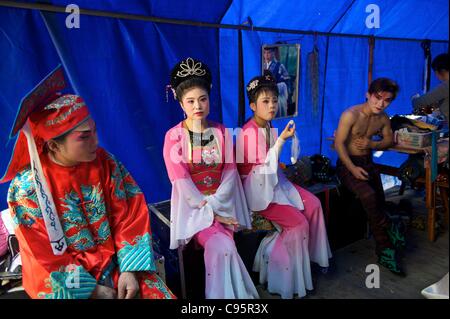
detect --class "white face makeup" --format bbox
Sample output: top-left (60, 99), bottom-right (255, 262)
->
top-left (50, 118), bottom-right (99, 166)
top-left (251, 90), bottom-right (279, 125)
top-left (180, 87), bottom-right (210, 123)
top-left (366, 91), bottom-right (394, 115)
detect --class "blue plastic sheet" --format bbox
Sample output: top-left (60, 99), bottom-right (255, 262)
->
top-left (0, 0), bottom-right (448, 206)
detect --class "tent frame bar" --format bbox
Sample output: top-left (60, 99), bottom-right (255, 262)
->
top-left (0, 0), bottom-right (448, 44)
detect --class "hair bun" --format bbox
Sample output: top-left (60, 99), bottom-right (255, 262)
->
top-left (246, 71), bottom-right (277, 101)
top-left (170, 57), bottom-right (212, 91)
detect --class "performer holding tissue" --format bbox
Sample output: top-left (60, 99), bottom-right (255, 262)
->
top-left (236, 72), bottom-right (331, 299)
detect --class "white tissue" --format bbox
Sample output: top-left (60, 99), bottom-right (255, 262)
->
top-left (290, 131), bottom-right (300, 164)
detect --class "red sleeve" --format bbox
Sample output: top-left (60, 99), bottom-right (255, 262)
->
top-left (7, 170), bottom-right (97, 299)
top-left (104, 152), bottom-right (157, 274)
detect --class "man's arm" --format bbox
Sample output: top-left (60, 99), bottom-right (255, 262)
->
top-left (370, 115), bottom-right (393, 150)
top-left (412, 82), bottom-right (448, 110)
top-left (279, 63), bottom-right (290, 80)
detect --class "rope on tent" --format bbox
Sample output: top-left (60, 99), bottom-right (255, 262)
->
top-left (368, 36), bottom-right (375, 86)
top-left (238, 29), bottom-right (245, 127)
top-left (307, 33), bottom-right (320, 118)
top-left (0, 0), bottom-right (447, 44)
top-left (421, 40), bottom-right (432, 93)
top-left (319, 37), bottom-right (330, 154)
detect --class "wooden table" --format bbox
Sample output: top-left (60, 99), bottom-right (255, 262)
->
top-left (375, 141), bottom-right (448, 242)
top-left (305, 182), bottom-right (339, 226)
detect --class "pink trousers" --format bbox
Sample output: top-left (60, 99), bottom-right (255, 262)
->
top-left (193, 220), bottom-right (259, 299)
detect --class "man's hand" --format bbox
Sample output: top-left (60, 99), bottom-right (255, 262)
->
top-left (350, 166), bottom-right (369, 181)
top-left (118, 272), bottom-right (139, 299)
top-left (91, 284), bottom-right (117, 299)
top-left (352, 137), bottom-right (373, 151)
top-left (214, 214), bottom-right (239, 226)
top-left (280, 121), bottom-right (296, 140)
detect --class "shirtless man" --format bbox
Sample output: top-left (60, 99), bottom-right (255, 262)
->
top-left (335, 77), bottom-right (406, 276)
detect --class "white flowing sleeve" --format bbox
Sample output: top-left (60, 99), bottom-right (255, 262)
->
top-left (205, 167), bottom-right (252, 230)
top-left (169, 178), bottom-right (214, 249)
top-left (242, 137), bottom-right (304, 212)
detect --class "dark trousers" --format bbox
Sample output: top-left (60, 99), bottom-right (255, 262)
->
top-left (337, 155), bottom-right (392, 254)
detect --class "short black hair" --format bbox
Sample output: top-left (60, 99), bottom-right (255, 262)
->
top-left (431, 53), bottom-right (449, 72)
top-left (368, 77), bottom-right (400, 99)
top-left (249, 86), bottom-right (279, 104)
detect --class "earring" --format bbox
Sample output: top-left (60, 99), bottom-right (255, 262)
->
top-left (184, 112), bottom-right (187, 119)
top-left (165, 85), bottom-right (171, 103)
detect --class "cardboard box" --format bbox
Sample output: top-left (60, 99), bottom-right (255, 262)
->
top-left (395, 129), bottom-right (433, 149)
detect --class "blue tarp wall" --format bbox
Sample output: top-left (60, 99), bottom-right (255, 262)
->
top-left (0, 0), bottom-right (448, 206)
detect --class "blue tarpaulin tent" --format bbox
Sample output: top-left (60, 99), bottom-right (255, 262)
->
top-left (0, 0), bottom-right (448, 205)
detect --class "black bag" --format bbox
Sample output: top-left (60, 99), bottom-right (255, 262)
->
top-left (283, 156), bottom-right (313, 186)
top-left (310, 154), bottom-right (334, 182)
top-left (398, 154), bottom-right (425, 185)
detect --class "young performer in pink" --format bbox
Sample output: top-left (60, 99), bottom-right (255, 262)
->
top-left (1, 66), bottom-right (175, 299)
top-left (163, 58), bottom-right (259, 299)
top-left (236, 73), bottom-right (332, 298)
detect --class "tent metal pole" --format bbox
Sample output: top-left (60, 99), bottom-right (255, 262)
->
top-left (328, 0), bottom-right (356, 33)
top-left (368, 36), bottom-right (375, 86)
top-left (0, 0), bottom-right (448, 44)
top-left (237, 30), bottom-right (245, 127)
top-left (319, 37), bottom-right (330, 155)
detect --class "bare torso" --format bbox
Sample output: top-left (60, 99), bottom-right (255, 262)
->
top-left (345, 104), bottom-right (387, 156)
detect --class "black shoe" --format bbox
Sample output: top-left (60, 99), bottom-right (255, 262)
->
top-left (387, 221), bottom-right (406, 250)
top-left (377, 248), bottom-right (406, 277)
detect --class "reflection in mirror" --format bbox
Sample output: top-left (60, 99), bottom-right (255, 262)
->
top-left (262, 44), bottom-right (300, 119)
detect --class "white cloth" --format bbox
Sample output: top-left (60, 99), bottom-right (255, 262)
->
top-left (1, 209), bottom-right (14, 235)
top-left (421, 273), bottom-right (449, 299)
top-left (253, 223), bottom-right (313, 298)
top-left (22, 122), bottom-right (67, 255)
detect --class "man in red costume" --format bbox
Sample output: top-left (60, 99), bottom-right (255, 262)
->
top-left (1, 66), bottom-right (175, 299)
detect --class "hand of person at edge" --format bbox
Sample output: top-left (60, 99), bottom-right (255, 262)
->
top-left (91, 284), bottom-right (117, 299)
top-left (118, 271), bottom-right (139, 299)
